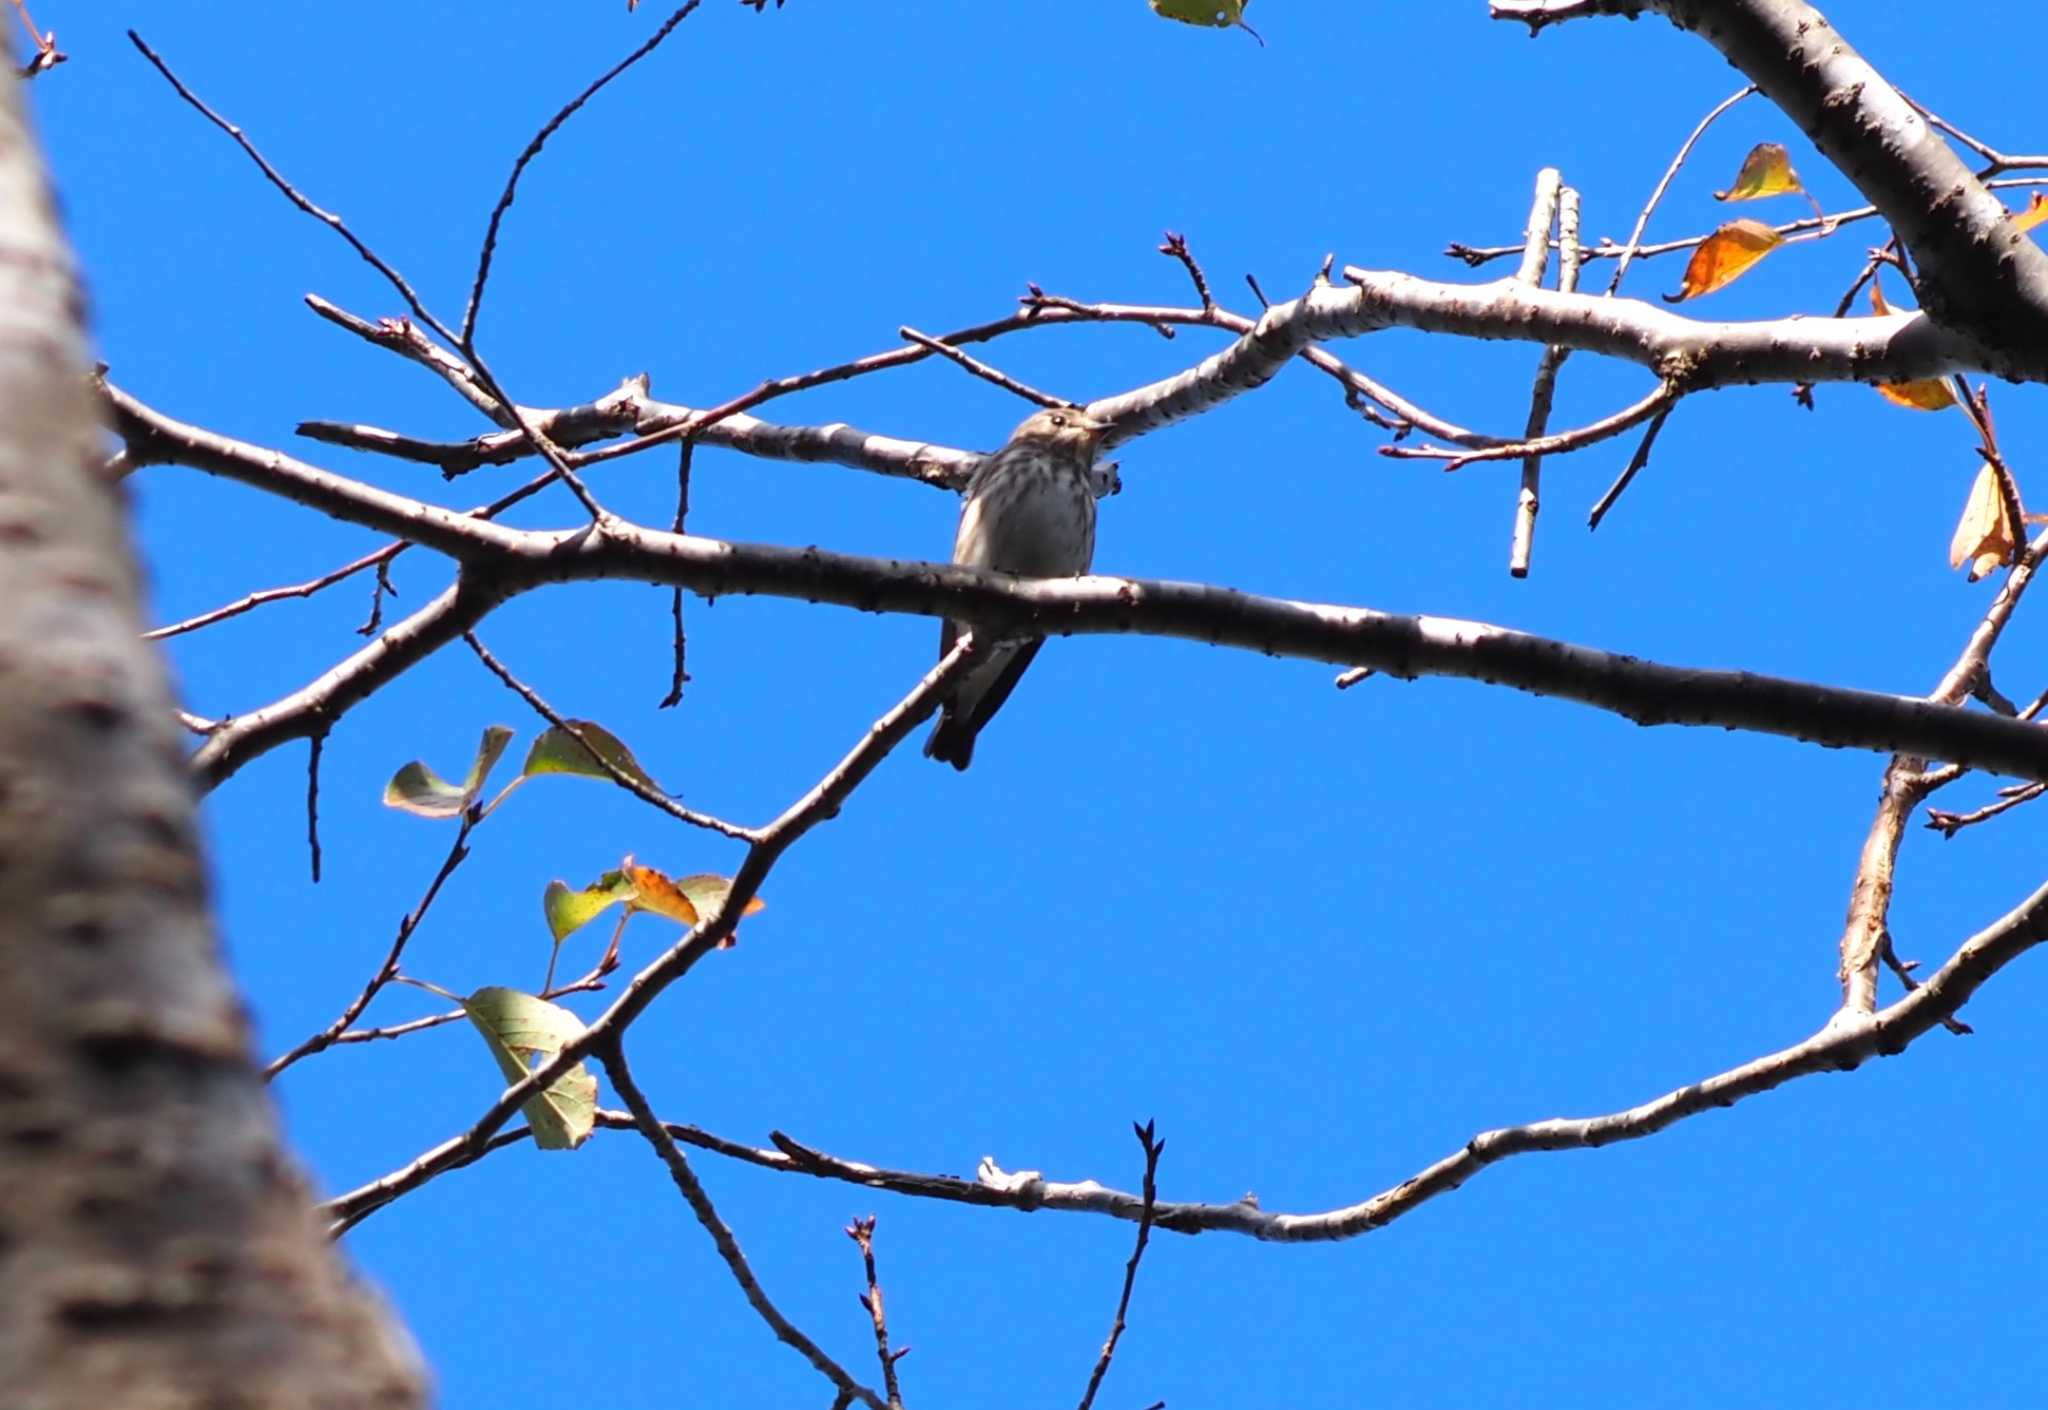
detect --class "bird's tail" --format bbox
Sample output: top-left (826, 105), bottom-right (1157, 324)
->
top-left (923, 710), bottom-right (974, 771)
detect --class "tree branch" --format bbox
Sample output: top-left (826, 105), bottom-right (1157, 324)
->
top-left (315, 641), bottom-right (979, 1233)
top-left (109, 388), bottom-right (2048, 794)
top-left (605, 1040), bottom-right (886, 1410)
top-left (333, 851), bottom-right (2048, 1245)
top-left (1490, 0), bottom-right (2048, 361)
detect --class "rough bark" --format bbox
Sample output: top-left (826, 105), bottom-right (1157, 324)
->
top-left (0, 77), bottom-right (426, 1410)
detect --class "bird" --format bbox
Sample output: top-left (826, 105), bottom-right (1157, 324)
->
top-left (924, 404), bottom-right (1110, 770)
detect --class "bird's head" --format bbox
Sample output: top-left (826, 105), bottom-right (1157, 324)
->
top-left (1012, 404), bottom-right (1112, 455)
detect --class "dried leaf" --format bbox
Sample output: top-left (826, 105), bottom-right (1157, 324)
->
top-left (1950, 462), bottom-right (2016, 582)
top-left (1663, 219), bottom-right (1783, 302)
top-left (1867, 274), bottom-right (1957, 411)
top-left (382, 724), bottom-right (515, 819)
top-left (1714, 142), bottom-right (1807, 201)
top-left (461, 987), bottom-right (597, 1150)
top-left (619, 861), bottom-right (766, 940)
top-left (1148, 0), bottom-right (1263, 44)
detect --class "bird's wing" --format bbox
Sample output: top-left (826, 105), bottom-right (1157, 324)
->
top-left (958, 638), bottom-right (1044, 738)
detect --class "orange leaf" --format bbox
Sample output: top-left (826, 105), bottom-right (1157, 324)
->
top-left (1663, 220), bottom-right (1782, 302)
top-left (620, 857), bottom-right (767, 949)
top-left (1867, 273), bottom-right (1957, 410)
top-left (1714, 142), bottom-right (1806, 201)
top-left (2012, 192), bottom-right (2048, 235)
top-left (1875, 380), bottom-right (1958, 411)
top-left (1950, 462), bottom-right (2016, 581)
top-left (621, 862), bottom-right (702, 927)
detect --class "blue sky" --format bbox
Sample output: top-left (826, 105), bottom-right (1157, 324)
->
top-left (33, 2), bottom-right (2048, 1405)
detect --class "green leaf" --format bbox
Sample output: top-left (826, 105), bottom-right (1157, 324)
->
top-left (543, 870), bottom-right (633, 943)
top-left (520, 720), bottom-right (659, 790)
top-left (461, 986), bottom-right (597, 1151)
top-left (383, 724), bottom-right (516, 818)
top-left (1148, 0), bottom-right (1263, 44)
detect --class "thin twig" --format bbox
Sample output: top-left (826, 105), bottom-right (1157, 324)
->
top-left (847, 1217), bottom-right (908, 1409)
top-left (265, 813), bottom-right (477, 1080)
top-left (1385, 379), bottom-right (1674, 471)
top-left (1076, 1121), bottom-right (1164, 1410)
top-left (129, 29), bottom-right (611, 521)
top-left (317, 969), bottom-right (608, 1054)
top-left (305, 729), bottom-right (326, 883)
top-left (1159, 231), bottom-right (1215, 311)
top-left (1925, 781), bottom-right (2047, 838)
top-left (1607, 85), bottom-right (1756, 295)
top-left (145, 545), bottom-right (392, 641)
top-left (303, 294), bottom-right (505, 423)
top-left (127, 31), bottom-right (447, 338)
top-left (660, 438), bottom-right (695, 709)
top-left (358, 559), bottom-right (397, 637)
top-left (463, 631), bottom-right (752, 841)
top-left (898, 325), bottom-right (1065, 408)
top-left (606, 1041), bottom-right (889, 1410)
top-left (317, 642), bottom-right (981, 1234)
top-left (1587, 403), bottom-right (1676, 530)
top-left (1880, 934), bottom-right (1973, 1036)
top-left (1511, 180), bottom-right (1582, 578)
top-left (463, 3), bottom-right (701, 346)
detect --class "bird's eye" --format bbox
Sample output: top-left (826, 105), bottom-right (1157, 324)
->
top-left (1050, 413), bottom-right (1068, 427)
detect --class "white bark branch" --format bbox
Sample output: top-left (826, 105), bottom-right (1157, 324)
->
top-left (1491, 0), bottom-right (2048, 364)
top-left (106, 387), bottom-right (2048, 793)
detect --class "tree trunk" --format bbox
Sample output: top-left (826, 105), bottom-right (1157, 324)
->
top-left (0, 79), bottom-right (426, 1409)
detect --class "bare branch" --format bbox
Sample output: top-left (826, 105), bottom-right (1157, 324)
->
top-left (1586, 402), bottom-right (1676, 530)
top-left (463, 3), bottom-right (701, 346)
top-left (111, 388), bottom-right (2048, 794)
top-left (846, 1218), bottom-right (907, 1410)
top-left (1491, 0), bottom-right (2048, 357)
top-left (463, 631), bottom-right (751, 841)
top-left (899, 324), bottom-right (1066, 408)
top-left (1511, 183), bottom-right (1582, 576)
top-left (1605, 85), bottom-right (1755, 296)
top-left (315, 642), bottom-right (980, 1233)
top-left (338, 859), bottom-right (2048, 1243)
top-left (606, 1041), bottom-right (887, 1410)
top-left (265, 815), bottom-right (477, 1080)
top-left (126, 31), bottom-right (449, 339)
top-left (1384, 377), bottom-right (1671, 471)
top-left (1076, 1122), bottom-right (1163, 1410)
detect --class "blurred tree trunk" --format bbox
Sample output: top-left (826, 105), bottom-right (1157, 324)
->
top-left (0, 79), bottom-right (426, 1409)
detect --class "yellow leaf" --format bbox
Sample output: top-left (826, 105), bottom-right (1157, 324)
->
top-left (1148, 0), bottom-right (1263, 44)
top-left (1714, 142), bottom-right (1806, 201)
top-left (1950, 462), bottom-right (2016, 581)
top-left (543, 871), bottom-right (633, 943)
top-left (1867, 274), bottom-right (1956, 410)
top-left (1663, 219), bottom-right (1782, 302)
top-left (2012, 191), bottom-right (2048, 235)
